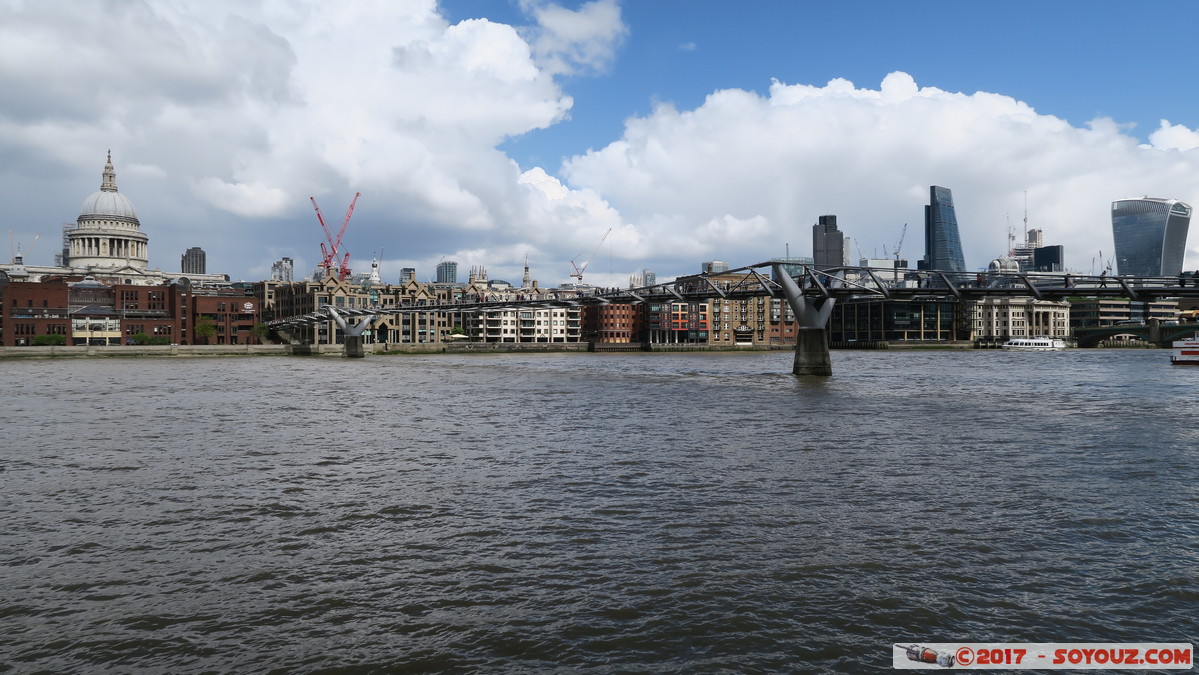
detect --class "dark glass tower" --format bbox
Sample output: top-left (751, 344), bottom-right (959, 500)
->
top-left (181, 246), bottom-right (206, 275)
top-left (812, 214), bottom-right (844, 270)
top-left (923, 186), bottom-right (966, 272)
top-left (1111, 198), bottom-right (1192, 276)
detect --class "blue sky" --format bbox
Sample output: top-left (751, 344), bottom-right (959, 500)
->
top-left (3, 0), bottom-right (1199, 284)
top-left (452, 1), bottom-right (1199, 169)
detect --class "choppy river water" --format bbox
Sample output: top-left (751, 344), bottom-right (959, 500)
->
top-left (2, 349), bottom-right (1196, 672)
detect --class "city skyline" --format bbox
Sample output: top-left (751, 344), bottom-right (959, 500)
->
top-left (3, 2), bottom-right (1199, 285)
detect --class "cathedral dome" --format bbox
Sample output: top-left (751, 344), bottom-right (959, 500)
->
top-left (78, 150), bottom-right (138, 220)
top-left (80, 189), bottom-right (138, 219)
top-left (988, 256), bottom-right (1019, 273)
top-left (67, 151), bottom-right (148, 272)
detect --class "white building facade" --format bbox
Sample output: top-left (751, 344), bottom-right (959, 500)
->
top-left (972, 297), bottom-right (1071, 343)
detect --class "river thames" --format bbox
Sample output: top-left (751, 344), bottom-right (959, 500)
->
top-left (2, 349), bottom-right (1196, 672)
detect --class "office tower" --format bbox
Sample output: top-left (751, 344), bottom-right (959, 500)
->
top-left (1010, 229), bottom-right (1043, 270)
top-left (435, 260), bottom-right (458, 283)
top-left (181, 247), bottom-right (206, 274)
top-left (702, 261), bottom-right (729, 274)
top-left (643, 269), bottom-right (656, 286)
top-left (400, 267), bottom-right (416, 283)
top-left (1111, 197), bottom-right (1192, 276)
top-left (271, 257), bottom-right (294, 282)
top-left (58, 223), bottom-right (74, 266)
top-left (1032, 245), bottom-right (1064, 272)
top-left (923, 186), bottom-right (966, 272)
top-left (812, 215), bottom-right (844, 270)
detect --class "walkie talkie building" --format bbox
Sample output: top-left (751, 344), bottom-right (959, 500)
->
top-left (1111, 197), bottom-right (1191, 276)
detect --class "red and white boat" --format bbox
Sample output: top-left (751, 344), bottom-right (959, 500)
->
top-left (1171, 334), bottom-right (1199, 365)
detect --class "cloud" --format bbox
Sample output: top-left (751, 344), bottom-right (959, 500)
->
top-left (192, 177), bottom-right (291, 218)
top-left (5, 2), bottom-right (1199, 289)
top-left (562, 72), bottom-right (1199, 274)
top-left (0, 1), bottom-right (612, 281)
top-left (519, 0), bottom-right (627, 76)
top-left (1148, 120), bottom-right (1199, 152)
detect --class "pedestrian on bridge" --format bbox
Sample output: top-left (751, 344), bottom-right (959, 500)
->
top-left (1099, 270), bottom-right (1108, 288)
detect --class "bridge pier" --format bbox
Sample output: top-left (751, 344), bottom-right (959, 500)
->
top-left (343, 335), bottom-right (365, 358)
top-left (773, 263), bottom-right (836, 376)
top-left (793, 328), bottom-right (832, 376)
top-left (326, 307), bottom-right (375, 358)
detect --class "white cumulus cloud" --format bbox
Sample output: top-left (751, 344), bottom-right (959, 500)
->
top-left (4, 0), bottom-right (1199, 287)
top-left (562, 72), bottom-right (1199, 275)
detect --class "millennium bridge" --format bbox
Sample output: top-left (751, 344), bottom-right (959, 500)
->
top-left (268, 261), bottom-right (1199, 376)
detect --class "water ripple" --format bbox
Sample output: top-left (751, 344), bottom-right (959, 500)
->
top-left (1, 351), bottom-right (1196, 672)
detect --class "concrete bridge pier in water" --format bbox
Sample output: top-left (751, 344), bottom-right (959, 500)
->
top-left (325, 307), bottom-right (376, 358)
top-left (773, 263), bottom-right (836, 376)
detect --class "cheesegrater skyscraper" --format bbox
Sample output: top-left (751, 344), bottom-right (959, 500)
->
top-left (922, 186), bottom-right (966, 273)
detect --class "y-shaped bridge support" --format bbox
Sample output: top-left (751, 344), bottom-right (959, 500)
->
top-left (773, 263), bottom-right (836, 376)
top-left (325, 307), bottom-right (376, 358)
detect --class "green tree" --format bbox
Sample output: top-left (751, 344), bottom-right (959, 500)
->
top-left (131, 332), bottom-right (151, 345)
top-left (194, 316), bottom-right (216, 344)
top-left (32, 334), bottom-right (67, 346)
top-left (250, 322), bottom-right (270, 344)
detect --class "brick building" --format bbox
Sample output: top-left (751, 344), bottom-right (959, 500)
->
top-left (0, 274), bottom-right (259, 346)
top-left (582, 303), bottom-right (642, 343)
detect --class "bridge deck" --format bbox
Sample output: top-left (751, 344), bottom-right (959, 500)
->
top-left (269, 262), bottom-right (1199, 328)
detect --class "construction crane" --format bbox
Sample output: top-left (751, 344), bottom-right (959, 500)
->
top-left (569, 227), bottom-right (611, 283)
top-left (893, 223), bottom-right (907, 261)
top-left (311, 192), bottom-right (360, 281)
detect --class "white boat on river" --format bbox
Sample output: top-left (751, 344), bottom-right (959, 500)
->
top-left (1002, 336), bottom-right (1067, 351)
top-left (1171, 334), bottom-right (1199, 365)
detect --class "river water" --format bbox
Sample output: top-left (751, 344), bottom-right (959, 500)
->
top-left (1, 349), bottom-right (1196, 673)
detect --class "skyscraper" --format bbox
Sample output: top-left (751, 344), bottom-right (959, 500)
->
top-left (812, 215), bottom-right (844, 270)
top-left (181, 247), bottom-right (206, 274)
top-left (1111, 197), bottom-right (1192, 276)
top-left (435, 260), bottom-right (458, 283)
top-left (271, 257), bottom-right (294, 282)
top-left (923, 186), bottom-right (966, 272)
top-left (1032, 245), bottom-right (1064, 272)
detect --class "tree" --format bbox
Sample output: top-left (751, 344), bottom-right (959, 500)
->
top-left (32, 334), bottom-right (67, 346)
top-left (131, 332), bottom-right (151, 345)
top-left (193, 316), bottom-right (216, 344)
top-left (250, 322), bottom-right (270, 344)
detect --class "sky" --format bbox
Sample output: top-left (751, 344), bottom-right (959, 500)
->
top-left (4, 0), bottom-right (1199, 287)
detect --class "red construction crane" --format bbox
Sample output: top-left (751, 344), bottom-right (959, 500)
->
top-left (569, 227), bottom-right (612, 283)
top-left (311, 192), bottom-right (360, 281)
